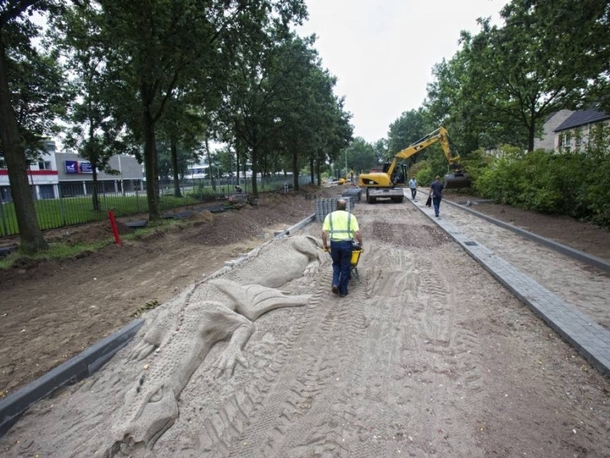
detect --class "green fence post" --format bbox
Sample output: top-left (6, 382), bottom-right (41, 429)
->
top-left (0, 193), bottom-right (8, 237)
top-left (102, 185), bottom-right (107, 214)
top-left (59, 194), bottom-right (67, 226)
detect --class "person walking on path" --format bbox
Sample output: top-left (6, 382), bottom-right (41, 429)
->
top-left (408, 177), bottom-right (418, 200)
top-left (429, 175), bottom-right (444, 218)
top-left (322, 199), bottom-right (363, 298)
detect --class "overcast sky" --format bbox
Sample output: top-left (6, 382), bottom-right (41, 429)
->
top-left (296, 0), bottom-right (506, 143)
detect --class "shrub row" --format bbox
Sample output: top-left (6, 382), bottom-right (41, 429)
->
top-left (475, 146), bottom-right (610, 227)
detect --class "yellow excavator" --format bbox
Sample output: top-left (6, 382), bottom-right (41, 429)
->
top-left (338, 169), bottom-right (355, 185)
top-left (357, 127), bottom-right (470, 203)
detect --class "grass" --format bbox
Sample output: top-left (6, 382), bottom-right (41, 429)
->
top-left (0, 180), bottom-right (301, 266)
top-left (0, 193), bottom-right (202, 237)
top-left (0, 178), bottom-right (297, 237)
top-left (0, 218), bottom-right (190, 269)
top-left (0, 240), bottom-right (110, 269)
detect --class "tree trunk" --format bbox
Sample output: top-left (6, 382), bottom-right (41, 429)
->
top-left (88, 122), bottom-right (101, 211)
top-left (250, 145), bottom-right (258, 197)
top-left (170, 136), bottom-right (182, 198)
top-left (91, 167), bottom-right (101, 212)
top-left (527, 120), bottom-right (536, 152)
top-left (291, 149), bottom-right (299, 190)
top-left (235, 151), bottom-right (240, 181)
top-left (205, 137), bottom-right (216, 192)
top-left (141, 94), bottom-right (160, 220)
top-left (0, 40), bottom-right (47, 254)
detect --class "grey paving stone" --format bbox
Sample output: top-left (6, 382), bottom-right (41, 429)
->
top-left (414, 199), bottom-right (610, 377)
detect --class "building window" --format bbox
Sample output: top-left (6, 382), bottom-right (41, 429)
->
top-left (38, 160), bottom-right (52, 170)
top-left (562, 132), bottom-right (572, 150)
top-left (574, 128), bottom-right (582, 150)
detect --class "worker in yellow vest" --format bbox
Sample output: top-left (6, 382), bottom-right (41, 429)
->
top-left (321, 199), bottom-right (364, 297)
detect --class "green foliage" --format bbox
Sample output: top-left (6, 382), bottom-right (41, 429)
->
top-left (411, 160), bottom-right (435, 188)
top-left (387, 109), bottom-right (427, 157)
top-left (514, 0), bottom-right (610, 112)
top-left (0, 192), bottom-right (204, 237)
top-left (342, 137), bottom-right (378, 174)
top-left (187, 183), bottom-right (217, 201)
top-left (216, 29), bottom-right (350, 193)
top-left (0, 217), bottom-right (192, 269)
top-left (0, 240), bottom-right (109, 269)
top-left (474, 144), bottom-right (610, 226)
top-left (424, 0), bottom-right (610, 153)
top-left (459, 148), bottom-right (495, 184)
top-left (157, 139), bottom-right (196, 180)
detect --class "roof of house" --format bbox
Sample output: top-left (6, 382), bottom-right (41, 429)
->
top-left (544, 109), bottom-right (571, 123)
top-left (555, 109), bottom-right (610, 132)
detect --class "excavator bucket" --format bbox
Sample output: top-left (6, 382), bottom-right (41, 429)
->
top-left (444, 173), bottom-right (471, 189)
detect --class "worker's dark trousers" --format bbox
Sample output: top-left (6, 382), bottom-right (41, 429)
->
top-left (433, 196), bottom-right (442, 216)
top-left (330, 240), bottom-right (353, 296)
top-left (410, 188), bottom-right (417, 199)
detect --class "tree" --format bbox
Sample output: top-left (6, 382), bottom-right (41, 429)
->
top-left (342, 138), bottom-right (377, 175)
top-left (425, 53), bottom-right (499, 154)
top-left (156, 92), bottom-right (211, 197)
top-left (266, 35), bottom-right (352, 190)
top-left (371, 139), bottom-right (387, 167)
top-left (446, 2), bottom-right (607, 152)
top-left (307, 74), bottom-right (353, 187)
top-left (424, 0), bottom-right (610, 153)
top-left (260, 34), bottom-right (318, 191)
top-left (515, 0), bottom-right (610, 112)
top-left (85, 0), bottom-right (308, 218)
top-left (217, 25), bottom-right (315, 197)
top-left (0, 1), bottom-right (60, 254)
top-left (53, 4), bottom-right (128, 211)
top-left (386, 109), bottom-right (427, 157)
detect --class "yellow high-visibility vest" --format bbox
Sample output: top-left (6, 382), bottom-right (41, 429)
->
top-left (324, 210), bottom-right (358, 241)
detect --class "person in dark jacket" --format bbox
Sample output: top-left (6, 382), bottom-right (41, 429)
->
top-left (429, 175), bottom-right (444, 218)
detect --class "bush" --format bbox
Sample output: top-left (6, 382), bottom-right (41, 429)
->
top-left (412, 160), bottom-right (435, 187)
top-left (187, 183), bottom-right (216, 201)
top-left (472, 143), bottom-right (610, 227)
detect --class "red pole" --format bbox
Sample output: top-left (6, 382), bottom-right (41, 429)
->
top-left (108, 209), bottom-right (122, 247)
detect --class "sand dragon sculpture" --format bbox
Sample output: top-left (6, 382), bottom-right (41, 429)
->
top-left (106, 235), bottom-right (325, 455)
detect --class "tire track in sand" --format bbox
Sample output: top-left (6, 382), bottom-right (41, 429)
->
top-left (230, 262), bottom-right (369, 457)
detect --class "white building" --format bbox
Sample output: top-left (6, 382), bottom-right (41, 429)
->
top-left (0, 142), bottom-right (143, 203)
top-left (0, 141), bottom-right (59, 203)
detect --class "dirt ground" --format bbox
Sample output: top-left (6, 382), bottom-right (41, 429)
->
top-left (1, 185), bottom-right (610, 457)
top-left (0, 186), bottom-right (333, 397)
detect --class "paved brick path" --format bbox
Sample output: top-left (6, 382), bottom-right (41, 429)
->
top-left (415, 199), bottom-right (610, 377)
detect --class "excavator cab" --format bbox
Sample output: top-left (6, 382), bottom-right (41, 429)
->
top-left (391, 163), bottom-right (407, 184)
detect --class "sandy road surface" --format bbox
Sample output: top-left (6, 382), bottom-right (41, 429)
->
top-left (1, 196), bottom-right (610, 457)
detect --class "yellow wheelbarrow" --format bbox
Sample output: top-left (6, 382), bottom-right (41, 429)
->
top-left (350, 247), bottom-right (363, 281)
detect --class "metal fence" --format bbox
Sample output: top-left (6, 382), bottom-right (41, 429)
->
top-left (0, 174), bottom-right (310, 238)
